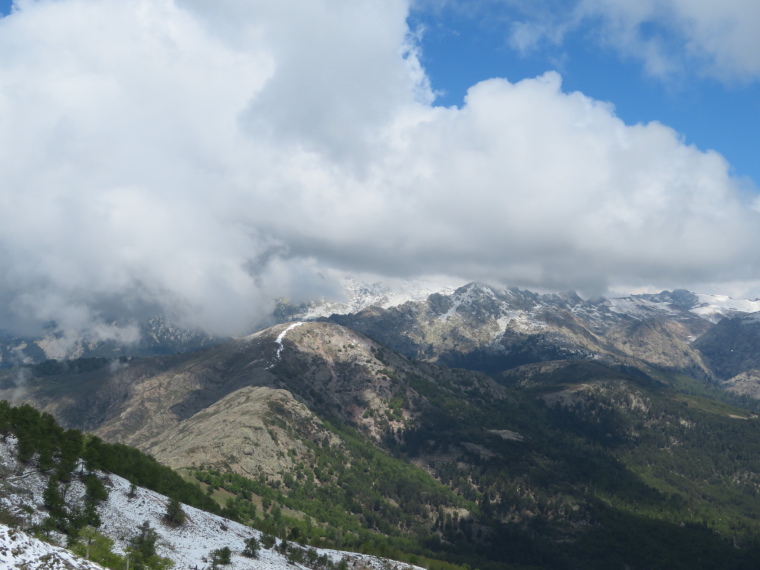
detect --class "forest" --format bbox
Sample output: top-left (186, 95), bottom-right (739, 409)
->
top-left (6, 351), bottom-right (760, 569)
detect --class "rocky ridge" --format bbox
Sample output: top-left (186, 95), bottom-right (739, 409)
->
top-left (1, 321), bottom-right (500, 481)
top-left (327, 283), bottom-right (760, 385)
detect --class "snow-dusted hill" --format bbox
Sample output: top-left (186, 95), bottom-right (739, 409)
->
top-left (0, 435), bottom-right (417, 570)
top-left (0, 524), bottom-right (106, 570)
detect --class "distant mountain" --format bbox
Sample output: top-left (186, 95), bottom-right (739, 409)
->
top-left (274, 276), bottom-right (458, 321)
top-left (633, 288), bottom-right (760, 323)
top-left (0, 315), bottom-right (223, 367)
top-left (7, 319), bottom-right (760, 568)
top-left (0, 277), bottom-right (454, 366)
top-left (326, 283), bottom-right (720, 378)
top-left (693, 313), bottom-right (760, 398)
top-left (5, 278), bottom-right (759, 374)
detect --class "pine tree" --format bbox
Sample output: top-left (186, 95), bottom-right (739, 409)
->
top-left (210, 546), bottom-right (232, 567)
top-left (43, 476), bottom-right (66, 520)
top-left (242, 536), bottom-right (260, 558)
top-left (165, 496), bottom-right (186, 526)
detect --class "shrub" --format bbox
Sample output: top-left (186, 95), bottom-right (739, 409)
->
top-left (210, 546), bottom-right (232, 567)
top-left (242, 536), bottom-right (260, 558)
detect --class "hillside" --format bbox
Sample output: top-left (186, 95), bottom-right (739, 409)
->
top-left (693, 313), bottom-right (760, 398)
top-left (0, 405), bottom-right (421, 570)
top-left (1, 524), bottom-right (105, 570)
top-left (6, 318), bottom-right (760, 568)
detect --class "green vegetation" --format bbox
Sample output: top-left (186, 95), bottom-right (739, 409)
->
top-left (127, 521), bottom-right (173, 570)
top-left (210, 546), bottom-right (232, 567)
top-left (164, 496), bottom-right (186, 526)
top-left (8, 343), bottom-right (760, 569)
top-left (191, 421), bottom-right (471, 566)
top-left (0, 400), bottom-right (220, 535)
top-left (70, 526), bottom-right (126, 569)
top-left (242, 536), bottom-right (260, 558)
top-left (191, 361), bottom-right (760, 570)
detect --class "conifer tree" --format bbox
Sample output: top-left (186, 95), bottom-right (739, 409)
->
top-left (165, 497), bottom-right (186, 526)
top-left (242, 536), bottom-right (260, 558)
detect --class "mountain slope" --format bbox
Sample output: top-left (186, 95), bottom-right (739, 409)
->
top-left (7, 319), bottom-right (760, 568)
top-left (1, 524), bottom-right (107, 570)
top-left (3, 321), bottom-right (503, 481)
top-left (327, 283), bottom-right (715, 380)
top-left (0, 430), bottom-right (417, 570)
top-left (693, 313), bottom-right (760, 397)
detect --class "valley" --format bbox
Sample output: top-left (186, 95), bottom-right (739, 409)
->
top-left (3, 282), bottom-right (760, 569)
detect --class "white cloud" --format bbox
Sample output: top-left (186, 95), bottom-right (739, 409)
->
top-left (576, 0), bottom-right (760, 81)
top-left (501, 0), bottom-right (760, 82)
top-left (0, 0), bottom-right (758, 339)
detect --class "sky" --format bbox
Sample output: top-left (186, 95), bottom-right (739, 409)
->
top-left (0, 0), bottom-right (760, 342)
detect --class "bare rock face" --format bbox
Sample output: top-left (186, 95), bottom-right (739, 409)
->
top-left (603, 319), bottom-right (712, 378)
top-left (694, 314), bottom-right (760, 378)
top-left (2, 321), bottom-right (500, 480)
top-left (328, 282), bottom-right (714, 378)
top-left (140, 385), bottom-right (337, 478)
top-left (694, 313), bottom-right (760, 396)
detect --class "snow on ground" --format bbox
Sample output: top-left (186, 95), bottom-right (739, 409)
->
top-left (0, 436), bottom-right (420, 570)
top-left (299, 277), bottom-right (457, 319)
top-left (0, 524), bottom-right (106, 570)
top-left (691, 294), bottom-right (760, 323)
top-left (433, 284), bottom-right (547, 338)
top-left (0, 436), bottom-right (51, 528)
top-left (100, 473), bottom-right (282, 569)
top-left (606, 297), bottom-right (679, 320)
top-left (267, 322), bottom-right (304, 369)
top-left (100, 473), bottom-right (413, 570)
top-left (494, 311), bottom-right (547, 336)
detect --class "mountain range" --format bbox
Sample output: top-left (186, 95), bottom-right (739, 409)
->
top-left (4, 280), bottom-right (760, 568)
top-left (327, 282), bottom-right (760, 395)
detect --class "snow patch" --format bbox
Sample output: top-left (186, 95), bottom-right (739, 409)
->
top-left (0, 524), bottom-right (106, 570)
top-left (691, 294), bottom-right (760, 323)
top-left (267, 322), bottom-right (304, 369)
top-left (606, 298), bottom-right (677, 320)
top-left (296, 277), bottom-right (457, 319)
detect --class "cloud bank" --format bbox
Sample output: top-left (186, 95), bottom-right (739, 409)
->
top-left (0, 0), bottom-right (758, 339)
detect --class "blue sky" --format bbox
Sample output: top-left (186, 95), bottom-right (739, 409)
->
top-left (409, 1), bottom-right (760, 188)
top-left (1, 0), bottom-right (760, 338)
top-left (3, 0), bottom-right (755, 186)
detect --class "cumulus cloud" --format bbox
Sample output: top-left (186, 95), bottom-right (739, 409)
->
top-left (0, 0), bottom-right (758, 340)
